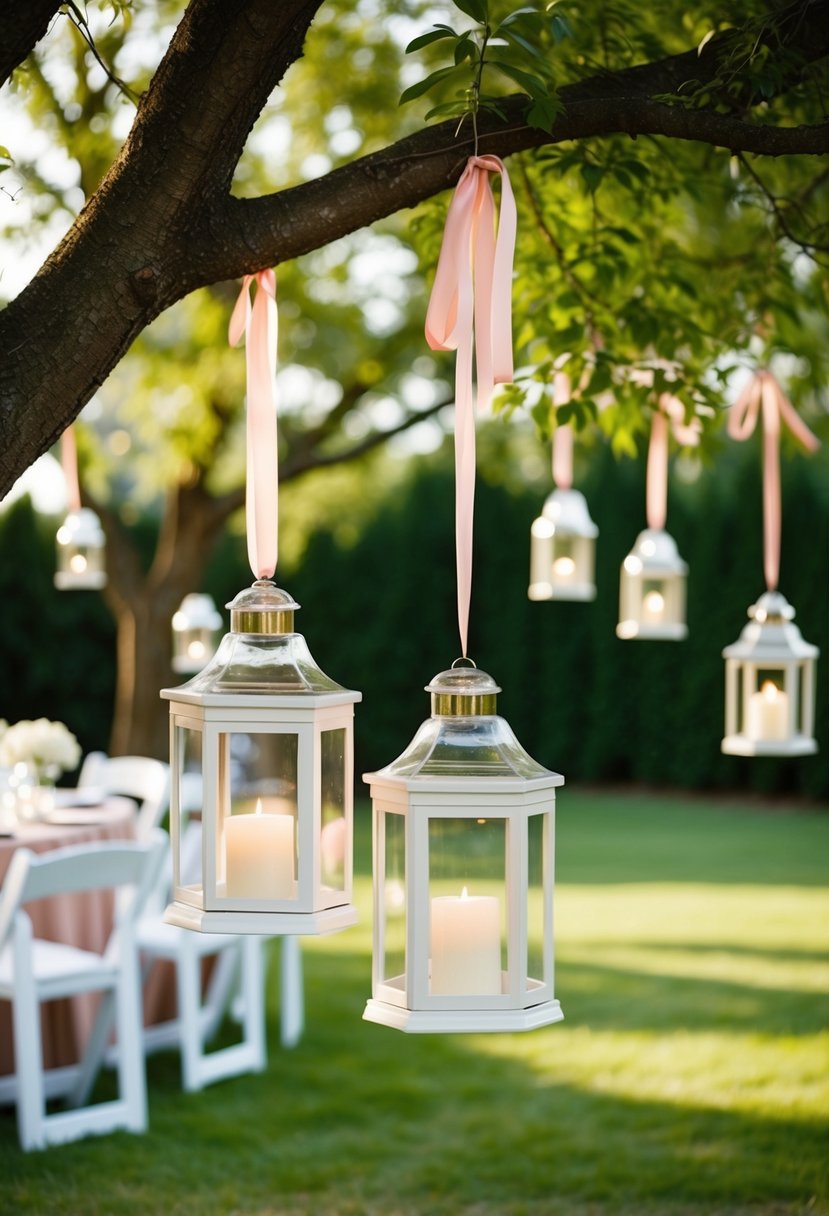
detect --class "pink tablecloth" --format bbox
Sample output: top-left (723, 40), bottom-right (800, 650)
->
top-left (0, 797), bottom-right (137, 1075)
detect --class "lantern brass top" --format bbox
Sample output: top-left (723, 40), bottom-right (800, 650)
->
top-left (228, 580), bottom-right (299, 635)
top-left (426, 661), bottom-right (500, 717)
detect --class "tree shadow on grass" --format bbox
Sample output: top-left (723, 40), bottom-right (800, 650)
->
top-left (0, 938), bottom-right (825, 1216)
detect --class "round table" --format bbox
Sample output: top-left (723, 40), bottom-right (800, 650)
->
top-left (0, 796), bottom-right (137, 1076)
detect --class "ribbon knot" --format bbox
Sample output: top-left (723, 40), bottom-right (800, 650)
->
top-left (727, 369), bottom-right (820, 591)
top-left (229, 270), bottom-right (279, 581)
top-left (424, 155), bottom-right (517, 655)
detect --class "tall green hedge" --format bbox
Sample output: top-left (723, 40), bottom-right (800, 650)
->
top-left (1, 439), bottom-right (827, 799)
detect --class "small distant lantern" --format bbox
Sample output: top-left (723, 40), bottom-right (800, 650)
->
top-left (172, 593), bottom-right (223, 674)
top-left (617, 528), bottom-right (688, 641)
top-left (363, 661), bottom-right (564, 1034)
top-left (54, 508), bottom-right (107, 590)
top-left (162, 579), bottom-right (361, 935)
top-left (722, 590), bottom-right (818, 757)
top-left (529, 489), bottom-right (598, 602)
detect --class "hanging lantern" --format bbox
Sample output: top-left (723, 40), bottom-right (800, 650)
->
top-left (721, 369), bottom-right (821, 757)
top-left (617, 527), bottom-right (688, 640)
top-left (54, 426), bottom-right (106, 590)
top-left (529, 489), bottom-right (598, 602)
top-left (722, 591), bottom-right (818, 756)
top-left (363, 660), bottom-right (564, 1034)
top-left (529, 382), bottom-right (598, 603)
top-left (172, 593), bottom-right (223, 674)
top-left (162, 579), bottom-right (361, 934)
top-left (617, 396), bottom-right (697, 641)
top-left (54, 507), bottom-right (107, 590)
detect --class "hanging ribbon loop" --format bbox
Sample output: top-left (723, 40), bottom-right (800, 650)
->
top-left (425, 155), bottom-right (517, 656)
top-left (727, 369), bottom-right (820, 591)
top-left (60, 426), bottom-right (82, 514)
top-left (645, 393), bottom-right (702, 532)
top-left (229, 270), bottom-right (279, 582)
top-left (551, 373), bottom-right (573, 492)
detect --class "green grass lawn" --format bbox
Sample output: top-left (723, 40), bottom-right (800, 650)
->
top-left (1, 789), bottom-right (827, 1216)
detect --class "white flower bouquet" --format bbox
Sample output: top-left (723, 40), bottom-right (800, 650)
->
top-left (0, 718), bottom-right (81, 777)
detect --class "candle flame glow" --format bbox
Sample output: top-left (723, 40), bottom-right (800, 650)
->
top-left (643, 590), bottom-right (665, 616)
top-left (552, 556), bottom-right (576, 577)
top-left (69, 554), bottom-right (88, 573)
top-left (761, 680), bottom-right (781, 700)
top-left (255, 797), bottom-right (263, 816)
top-left (187, 639), bottom-right (206, 659)
top-left (461, 886), bottom-right (469, 900)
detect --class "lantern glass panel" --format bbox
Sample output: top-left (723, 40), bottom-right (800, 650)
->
top-left (175, 723), bottom-right (204, 897)
top-left (641, 578), bottom-right (668, 624)
top-left (220, 731), bottom-right (298, 902)
top-left (320, 728), bottom-right (346, 893)
top-left (428, 817), bottom-right (506, 997)
top-left (527, 810), bottom-right (545, 992)
top-left (382, 809), bottom-right (406, 990)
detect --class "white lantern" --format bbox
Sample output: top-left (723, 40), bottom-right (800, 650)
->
top-left (529, 489), bottom-right (598, 602)
top-left (172, 593), bottom-right (223, 674)
top-left (162, 579), bottom-right (361, 935)
top-left (617, 528), bottom-right (687, 641)
top-left (722, 590), bottom-right (818, 757)
top-left (54, 508), bottom-right (106, 590)
top-left (363, 662), bottom-right (564, 1034)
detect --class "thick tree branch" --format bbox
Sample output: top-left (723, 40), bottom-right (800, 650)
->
top-left (0, 1), bottom-right (62, 88)
top-left (2, 0), bottom-right (829, 498)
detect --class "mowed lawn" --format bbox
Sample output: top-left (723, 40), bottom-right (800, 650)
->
top-left (1, 790), bottom-right (827, 1216)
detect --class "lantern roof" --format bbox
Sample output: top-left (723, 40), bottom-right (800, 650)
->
top-left (366, 663), bottom-right (563, 790)
top-left (172, 593), bottom-right (223, 633)
top-left (56, 507), bottom-right (104, 547)
top-left (623, 528), bottom-right (687, 578)
top-left (161, 580), bottom-right (360, 706)
top-left (723, 590), bottom-right (819, 662)
top-left (535, 488), bottom-right (598, 539)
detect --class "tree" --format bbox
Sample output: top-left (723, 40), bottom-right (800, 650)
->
top-left (1, 0), bottom-right (828, 756)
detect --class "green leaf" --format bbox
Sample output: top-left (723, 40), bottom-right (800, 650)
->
top-left (550, 12), bottom-right (572, 42)
top-left (424, 101), bottom-right (469, 121)
top-left (452, 0), bottom-right (488, 23)
top-left (454, 34), bottom-right (476, 64)
top-left (399, 65), bottom-right (462, 106)
top-left (500, 27), bottom-right (550, 65)
top-left (0, 145), bottom-right (12, 160)
top-left (405, 29), bottom-right (458, 54)
top-left (527, 93), bottom-right (561, 132)
top-left (490, 59), bottom-right (548, 97)
top-left (499, 7), bottom-right (544, 28)
top-left (580, 162), bottom-right (605, 193)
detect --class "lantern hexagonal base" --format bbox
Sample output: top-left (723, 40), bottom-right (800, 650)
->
top-left (54, 571), bottom-right (107, 591)
top-left (363, 997), bottom-right (564, 1034)
top-left (616, 619), bottom-right (687, 642)
top-left (164, 900), bottom-right (358, 936)
top-left (529, 581), bottom-right (596, 603)
top-left (721, 734), bottom-right (817, 758)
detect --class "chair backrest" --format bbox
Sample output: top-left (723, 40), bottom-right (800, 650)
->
top-left (0, 832), bottom-right (167, 955)
top-left (96, 757), bottom-right (170, 841)
top-left (77, 750), bottom-right (109, 790)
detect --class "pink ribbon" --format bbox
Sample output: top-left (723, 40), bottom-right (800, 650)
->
top-left (646, 393), bottom-right (701, 531)
top-left (727, 369), bottom-right (820, 591)
top-left (229, 270), bottom-right (279, 581)
top-left (552, 373), bottom-right (573, 491)
top-left (425, 156), bottom-right (517, 655)
top-left (60, 426), bottom-right (81, 513)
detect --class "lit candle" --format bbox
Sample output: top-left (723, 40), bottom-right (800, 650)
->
top-left (642, 589), bottom-right (665, 623)
top-left (430, 887), bottom-right (502, 996)
top-left (69, 553), bottom-right (88, 574)
top-left (186, 638), bottom-right (206, 660)
top-left (224, 798), bottom-right (295, 899)
top-left (747, 680), bottom-right (789, 741)
top-left (552, 555), bottom-right (576, 581)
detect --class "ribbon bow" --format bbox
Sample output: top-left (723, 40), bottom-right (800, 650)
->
top-left (424, 155), bottom-right (517, 656)
top-left (646, 393), bottom-right (702, 532)
top-left (229, 270), bottom-right (279, 581)
top-left (727, 369), bottom-right (820, 591)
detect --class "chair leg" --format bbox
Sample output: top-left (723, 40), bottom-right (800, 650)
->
top-left (11, 935), bottom-right (45, 1151)
top-left (280, 937), bottom-right (304, 1050)
top-left (114, 940), bottom-right (148, 1134)
top-left (239, 937), bottom-right (266, 1071)
top-left (176, 945), bottom-right (205, 1092)
top-left (68, 990), bottom-right (116, 1109)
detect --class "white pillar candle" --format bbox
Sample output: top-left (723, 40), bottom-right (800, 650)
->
top-left (747, 681), bottom-right (789, 741)
top-left (225, 799), bottom-right (295, 899)
top-left (430, 887), bottom-right (502, 996)
top-left (642, 589), bottom-right (665, 623)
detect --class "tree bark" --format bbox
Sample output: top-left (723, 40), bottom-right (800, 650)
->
top-left (0, 0), bottom-right (63, 87)
top-left (2, 0), bottom-right (829, 498)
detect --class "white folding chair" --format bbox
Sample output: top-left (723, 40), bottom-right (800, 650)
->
top-left (0, 833), bottom-right (166, 1151)
top-left (81, 756), bottom-right (170, 842)
top-left (134, 774), bottom-right (303, 1091)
